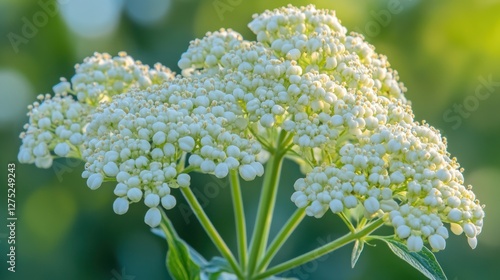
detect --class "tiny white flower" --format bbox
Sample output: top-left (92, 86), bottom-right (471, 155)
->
top-left (145, 193), bottom-right (160, 207)
top-left (144, 207), bottom-right (162, 227)
top-left (200, 160), bottom-right (216, 173)
top-left (214, 163), bottom-right (229, 178)
top-left (467, 237), bottom-right (477, 249)
top-left (161, 195), bottom-right (176, 209)
top-left (18, 148), bottom-right (33, 163)
top-left (463, 223), bottom-right (477, 238)
top-left (329, 199), bottom-right (343, 213)
top-left (364, 197), bottom-right (380, 214)
top-left (127, 176), bottom-right (141, 187)
top-left (113, 197), bottom-right (129, 215)
top-left (87, 173), bottom-right (104, 190)
top-left (239, 164), bottom-right (257, 181)
top-left (52, 80), bottom-right (71, 95)
top-left (306, 200), bottom-right (326, 218)
top-left (177, 173), bottom-right (191, 188)
top-left (447, 208), bottom-right (462, 222)
top-left (69, 133), bottom-right (83, 145)
top-left (179, 136), bottom-right (196, 152)
top-left (428, 234), bottom-right (446, 251)
top-left (436, 169), bottom-right (452, 183)
top-left (396, 225), bottom-right (411, 239)
top-left (260, 114), bottom-right (275, 127)
top-left (390, 171), bottom-right (405, 184)
top-left (103, 162), bottom-right (119, 177)
top-left (343, 195), bottom-right (358, 208)
top-left (380, 199), bottom-right (399, 212)
top-left (407, 235), bottom-right (423, 252)
top-left (38, 117), bottom-right (51, 129)
top-left (54, 143), bottom-right (71, 157)
top-left (34, 156), bottom-right (53, 169)
top-left (250, 162), bottom-right (264, 177)
top-left (33, 142), bottom-right (48, 157)
top-left (127, 187), bottom-right (143, 202)
top-left (105, 151), bottom-right (119, 162)
top-left (116, 171), bottom-right (131, 183)
top-left (436, 226), bottom-right (449, 239)
top-left (227, 145), bottom-right (241, 158)
top-left (188, 154), bottom-right (203, 166)
top-left (331, 115), bottom-right (343, 126)
top-left (113, 183), bottom-right (128, 196)
top-left (163, 143), bottom-right (176, 157)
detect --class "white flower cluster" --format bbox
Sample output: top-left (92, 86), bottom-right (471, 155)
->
top-left (82, 76), bottom-right (263, 227)
top-left (71, 52), bottom-right (174, 104)
top-left (19, 4), bottom-right (484, 245)
top-left (248, 4), bottom-right (406, 102)
top-left (18, 52), bottom-right (174, 169)
top-left (292, 122), bottom-right (484, 251)
top-left (18, 93), bottom-right (90, 168)
top-left (229, 5), bottom-right (482, 252)
top-left (178, 29), bottom-right (243, 76)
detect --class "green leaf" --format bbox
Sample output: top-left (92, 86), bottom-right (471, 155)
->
top-left (203, 257), bottom-right (232, 274)
top-left (166, 239), bottom-right (203, 280)
top-left (351, 239), bottom-right (364, 268)
top-left (159, 216), bottom-right (205, 280)
top-left (157, 217), bottom-right (240, 280)
top-left (378, 237), bottom-right (447, 280)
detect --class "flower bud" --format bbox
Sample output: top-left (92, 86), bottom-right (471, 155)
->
top-left (161, 195), bottom-right (176, 210)
top-left (145, 194), bottom-right (160, 208)
top-left (177, 174), bottom-right (191, 188)
top-left (54, 143), bottom-right (70, 157)
top-left (407, 235), bottom-right (423, 252)
top-left (87, 173), bottom-right (103, 190)
top-left (144, 207), bottom-right (161, 227)
top-left (113, 197), bottom-right (129, 215)
top-left (127, 187), bottom-right (143, 202)
top-left (429, 234), bottom-right (446, 251)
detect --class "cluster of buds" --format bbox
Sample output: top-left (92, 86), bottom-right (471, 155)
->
top-left (18, 5), bottom-right (483, 252)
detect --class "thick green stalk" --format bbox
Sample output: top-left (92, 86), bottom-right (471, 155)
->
top-left (254, 218), bottom-right (385, 279)
top-left (247, 131), bottom-right (288, 277)
top-left (257, 208), bottom-right (306, 272)
top-left (180, 187), bottom-right (243, 278)
top-left (229, 169), bottom-right (248, 272)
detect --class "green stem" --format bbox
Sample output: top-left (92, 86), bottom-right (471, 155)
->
top-left (229, 169), bottom-right (248, 272)
top-left (247, 131), bottom-right (288, 277)
top-left (257, 208), bottom-right (306, 272)
top-left (159, 208), bottom-right (180, 239)
top-left (254, 218), bottom-right (385, 279)
top-left (180, 187), bottom-right (243, 278)
top-left (339, 212), bottom-right (356, 233)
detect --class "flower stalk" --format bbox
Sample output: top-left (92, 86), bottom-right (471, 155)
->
top-left (254, 218), bottom-right (385, 279)
top-left (229, 169), bottom-right (248, 271)
top-left (180, 187), bottom-right (243, 278)
top-left (247, 131), bottom-right (289, 277)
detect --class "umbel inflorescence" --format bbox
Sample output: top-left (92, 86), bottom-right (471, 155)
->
top-left (18, 4), bottom-right (483, 255)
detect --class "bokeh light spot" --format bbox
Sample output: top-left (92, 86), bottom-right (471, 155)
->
top-left (23, 186), bottom-right (77, 251)
top-left (124, 0), bottom-right (171, 26)
top-left (59, 0), bottom-right (123, 38)
top-left (0, 69), bottom-right (33, 127)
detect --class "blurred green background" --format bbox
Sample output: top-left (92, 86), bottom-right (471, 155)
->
top-left (1, 0), bottom-right (499, 279)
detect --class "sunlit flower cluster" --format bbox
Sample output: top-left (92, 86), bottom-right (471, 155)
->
top-left (18, 93), bottom-right (90, 168)
top-left (18, 52), bottom-right (174, 169)
top-left (18, 4), bottom-right (483, 251)
top-left (71, 52), bottom-right (174, 104)
top-left (248, 4), bottom-right (406, 101)
top-left (292, 123), bottom-right (484, 251)
top-left (82, 77), bottom-right (264, 226)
